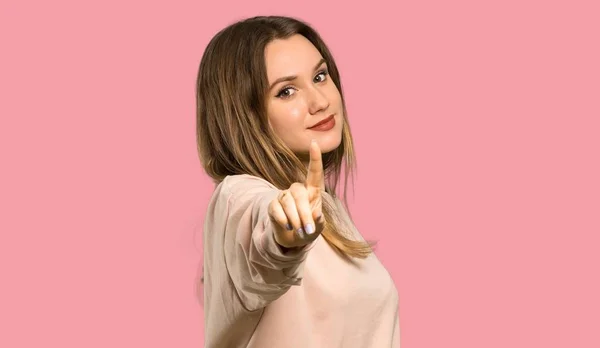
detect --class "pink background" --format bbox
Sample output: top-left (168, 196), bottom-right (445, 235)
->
top-left (1, 0), bottom-right (599, 347)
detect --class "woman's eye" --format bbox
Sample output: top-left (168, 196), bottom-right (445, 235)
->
top-left (276, 71), bottom-right (328, 99)
top-left (314, 70), bottom-right (328, 82)
top-left (276, 87), bottom-right (295, 98)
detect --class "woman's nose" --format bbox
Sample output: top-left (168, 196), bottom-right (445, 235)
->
top-left (307, 86), bottom-right (330, 114)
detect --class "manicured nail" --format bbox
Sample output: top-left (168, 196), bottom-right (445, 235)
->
top-left (286, 223), bottom-right (293, 231)
top-left (304, 223), bottom-right (314, 235)
top-left (296, 227), bottom-right (305, 237)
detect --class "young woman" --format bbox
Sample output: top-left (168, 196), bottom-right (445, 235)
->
top-left (196, 15), bottom-right (400, 348)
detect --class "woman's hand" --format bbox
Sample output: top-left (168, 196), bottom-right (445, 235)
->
top-left (268, 140), bottom-right (326, 249)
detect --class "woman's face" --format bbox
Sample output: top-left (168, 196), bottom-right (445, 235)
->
top-left (264, 34), bottom-right (344, 156)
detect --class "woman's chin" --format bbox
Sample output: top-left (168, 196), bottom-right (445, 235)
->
top-left (290, 132), bottom-right (342, 157)
top-left (315, 136), bottom-right (342, 154)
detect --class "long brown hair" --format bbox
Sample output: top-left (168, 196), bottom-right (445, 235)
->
top-left (195, 15), bottom-right (374, 259)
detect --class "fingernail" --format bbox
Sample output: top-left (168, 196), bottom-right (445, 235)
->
top-left (286, 223), bottom-right (293, 231)
top-left (304, 223), bottom-right (314, 235)
top-left (296, 227), bottom-right (305, 237)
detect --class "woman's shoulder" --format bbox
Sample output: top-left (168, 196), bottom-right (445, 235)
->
top-left (220, 174), bottom-right (277, 192)
top-left (213, 174), bottom-right (279, 204)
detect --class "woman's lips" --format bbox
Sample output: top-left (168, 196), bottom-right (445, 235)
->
top-left (308, 115), bottom-right (335, 131)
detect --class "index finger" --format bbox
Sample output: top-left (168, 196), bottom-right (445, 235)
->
top-left (305, 139), bottom-right (324, 190)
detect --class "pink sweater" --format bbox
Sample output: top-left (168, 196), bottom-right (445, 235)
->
top-left (202, 174), bottom-right (400, 347)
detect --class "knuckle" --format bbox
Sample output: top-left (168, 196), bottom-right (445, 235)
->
top-left (270, 198), bottom-right (281, 211)
top-left (290, 185), bottom-right (307, 198)
top-left (280, 195), bottom-right (294, 208)
top-left (289, 182), bottom-right (303, 193)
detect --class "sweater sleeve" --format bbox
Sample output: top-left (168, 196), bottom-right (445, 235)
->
top-left (212, 175), bottom-right (316, 312)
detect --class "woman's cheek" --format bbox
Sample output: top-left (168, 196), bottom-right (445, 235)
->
top-left (288, 105), bottom-right (303, 120)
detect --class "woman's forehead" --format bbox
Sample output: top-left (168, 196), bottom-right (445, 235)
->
top-left (264, 35), bottom-right (324, 80)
